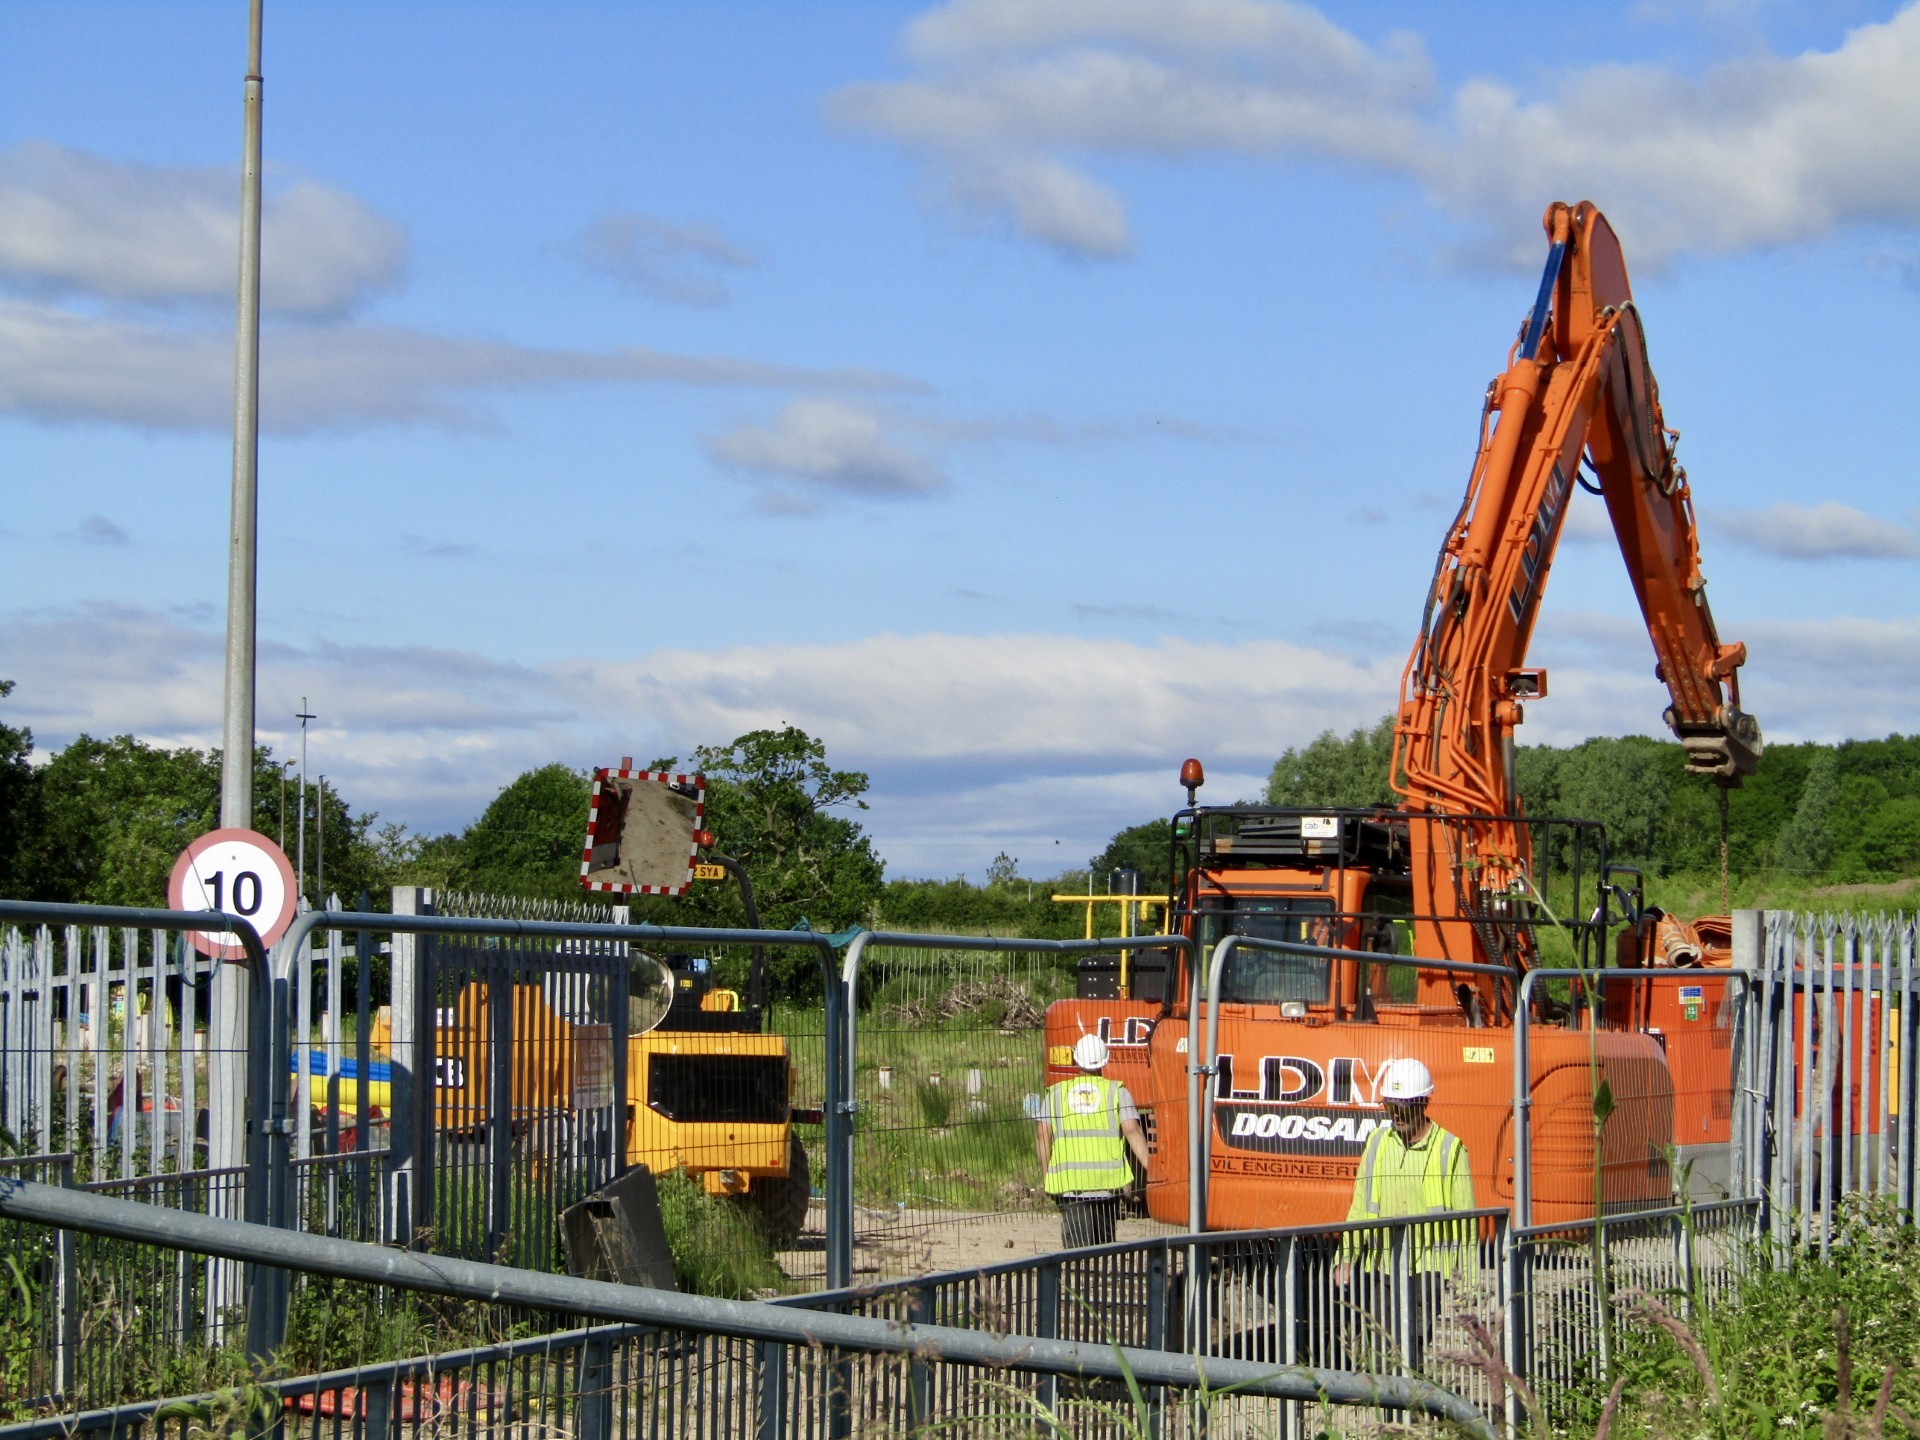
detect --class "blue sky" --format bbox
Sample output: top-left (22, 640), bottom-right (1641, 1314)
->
top-left (5, 1), bottom-right (1919, 878)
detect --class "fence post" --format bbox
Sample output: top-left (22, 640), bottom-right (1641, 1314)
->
top-left (609, 906), bottom-right (629, 1183)
top-left (53, 1154), bottom-right (77, 1399)
top-left (756, 1339), bottom-right (787, 1440)
top-left (354, 900), bottom-right (373, 1241)
top-left (486, 946), bottom-right (514, 1262)
top-left (1672, 1210), bottom-right (1694, 1319)
top-left (1277, 1236), bottom-right (1298, 1440)
top-left (1037, 1259), bottom-right (1061, 1415)
top-left (578, 1331), bottom-right (614, 1440)
top-left (824, 952), bottom-right (852, 1291)
top-left (1501, 1219), bottom-right (1529, 1438)
top-left (1902, 921), bottom-right (1918, 1216)
top-left (1146, 1243), bottom-right (1169, 1440)
top-left (388, 887), bottom-right (428, 1245)
top-left (361, 1373), bottom-right (393, 1440)
top-left (1772, 913), bottom-right (1798, 1257)
top-left (906, 1283), bottom-right (932, 1428)
top-left (1730, 911), bottom-right (1761, 1205)
top-left (206, 926), bottom-right (250, 1341)
top-left (244, 926), bottom-right (290, 1363)
top-left (1394, 1221), bottom-right (1417, 1377)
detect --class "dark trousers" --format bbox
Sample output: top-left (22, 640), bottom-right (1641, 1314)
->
top-left (1057, 1193), bottom-right (1120, 1248)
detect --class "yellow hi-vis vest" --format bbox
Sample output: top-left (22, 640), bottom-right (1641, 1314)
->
top-left (1340, 1123), bottom-right (1476, 1277)
top-left (1043, 1075), bottom-right (1133, 1195)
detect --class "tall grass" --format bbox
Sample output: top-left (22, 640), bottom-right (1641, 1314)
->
top-left (653, 1168), bottom-right (785, 1298)
top-left (1573, 1197), bottom-right (1920, 1437)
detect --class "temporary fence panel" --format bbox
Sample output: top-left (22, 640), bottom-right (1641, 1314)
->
top-left (0, 1180), bottom-right (1499, 1440)
top-left (1508, 1199), bottom-right (1759, 1426)
top-left (297, 895), bottom-right (842, 1296)
top-left (414, 931), bottom-right (627, 1270)
top-left (284, 900), bottom-right (391, 1247)
top-left (840, 934), bottom-right (1185, 1282)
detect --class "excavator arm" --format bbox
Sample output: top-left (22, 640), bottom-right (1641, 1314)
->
top-left (1391, 201), bottom-right (1762, 991)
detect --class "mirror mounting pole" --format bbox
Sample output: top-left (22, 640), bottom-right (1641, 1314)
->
top-left (707, 852), bottom-right (767, 1026)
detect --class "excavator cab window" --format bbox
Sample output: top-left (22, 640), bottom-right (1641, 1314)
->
top-left (1202, 899), bottom-right (1336, 1005)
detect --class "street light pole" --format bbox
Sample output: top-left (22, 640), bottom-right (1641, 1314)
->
top-left (211, 0), bottom-right (265, 1346)
top-left (218, 0), bottom-right (265, 833)
top-left (296, 699), bottom-right (315, 903)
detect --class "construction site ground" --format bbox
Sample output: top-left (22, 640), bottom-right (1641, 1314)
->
top-left (776, 1201), bottom-right (1179, 1284)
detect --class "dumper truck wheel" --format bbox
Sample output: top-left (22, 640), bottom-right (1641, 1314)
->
top-left (751, 1137), bottom-right (811, 1248)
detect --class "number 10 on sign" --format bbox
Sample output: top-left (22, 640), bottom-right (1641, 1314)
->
top-left (168, 827), bottom-right (299, 959)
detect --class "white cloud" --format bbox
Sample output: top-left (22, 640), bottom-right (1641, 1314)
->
top-left (840, 0), bottom-right (1920, 265)
top-left (0, 297), bottom-right (920, 432)
top-left (1716, 501), bottom-right (1920, 559)
top-left (0, 144), bottom-right (921, 434)
top-left (0, 141), bottom-right (405, 318)
top-left (11, 602), bottom-right (1911, 875)
top-left (574, 212), bottom-right (760, 307)
top-left (705, 399), bottom-right (951, 509)
top-left (2, 604), bottom-right (1395, 869)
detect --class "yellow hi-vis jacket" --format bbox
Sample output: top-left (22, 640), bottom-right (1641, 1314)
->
top-left (1043, 1075), bottom-right (1134, 1196)
top-left (1339, 1121), bottom-right (1477, 1276)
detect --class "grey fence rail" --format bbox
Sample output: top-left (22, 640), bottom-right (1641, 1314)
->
top-left (0, 1179), bottom-right (1496, 1440)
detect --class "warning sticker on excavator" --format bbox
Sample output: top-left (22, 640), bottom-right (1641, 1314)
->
top-left (1048, 1046), bottom-right (1073, 1068)
top-left (1463, 1047), bottom-right (1496, 1064)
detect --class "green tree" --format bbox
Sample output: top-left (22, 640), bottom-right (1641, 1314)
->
top-left (1089, 819), bottom-right (1173, 895)
top-left (985, 851), bottom-right (1020, 887)
top-left (1265, 715), bottom-right (1396, 808)
top-left (633, 728), bottom-right (886, 1000)
top-left (1512, 742), bottom-right (1561, 817)
top-left (453, 763), bottom-right (597, 901)
top-left (1774, 747), bottom-right (1839, 876)
top-left (670, 727), bottom-right (883, 926)
top-left (1552, 736), bottom-right (1673, 866)
top-left (1855, 796), bottom-right (1920, 876)
top-left (21, 735), bottom-right (288, 905)
top-left (877, 875), bottom-right (1085, 938)
top-left (0, 681), bottom-right (38, 897)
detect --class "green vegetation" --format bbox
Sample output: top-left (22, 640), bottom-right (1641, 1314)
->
top-left (1266, 715), bottom-right (1399, 810)
top-left (1575, 1198), bottom-right (1920, 1438)
top-left (653, 1167), bottom-right (785, 1298)
top-left (1267, 711), bottom-right (1920, 889)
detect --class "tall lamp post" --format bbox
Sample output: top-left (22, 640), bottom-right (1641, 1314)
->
top-left (210, 0), bottom-right (266, 1342)
top-left (219, 0), bottom-right (264, 831)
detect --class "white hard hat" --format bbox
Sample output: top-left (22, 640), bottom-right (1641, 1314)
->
top-left (1379, 1057), bottom-right (1434, 1101)
top-left (1073, 1034), bottom-right (1110, 1071)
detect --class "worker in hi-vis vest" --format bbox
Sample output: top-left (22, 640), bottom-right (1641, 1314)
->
top-left (1334, 1057), bottom-right (1477, 1287)
top-left (1036, 1034), bottom-right (1151, 1247)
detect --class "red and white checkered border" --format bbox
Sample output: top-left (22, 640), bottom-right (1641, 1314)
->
top-left (579, 767), bottom-right (705, 896)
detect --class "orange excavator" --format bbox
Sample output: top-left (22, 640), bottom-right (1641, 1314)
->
top-left (1046, 201), bottom-right (1763, 1228)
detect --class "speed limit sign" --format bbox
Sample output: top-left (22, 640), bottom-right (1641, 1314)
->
top-left (168, 828), bottom-right (298, 960)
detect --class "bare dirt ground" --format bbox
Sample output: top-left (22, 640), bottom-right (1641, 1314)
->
top-left (777, 1201), bottom-right (1178, 1285)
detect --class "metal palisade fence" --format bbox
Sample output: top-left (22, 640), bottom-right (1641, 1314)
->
top-left (1739, 909), bottom-right (1920, 1251)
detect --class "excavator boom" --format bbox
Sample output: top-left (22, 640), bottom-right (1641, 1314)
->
top-left (1397, 202), bottom-right (1760, 814)
top-left (1390, 203), bottom-right (1761, 980)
